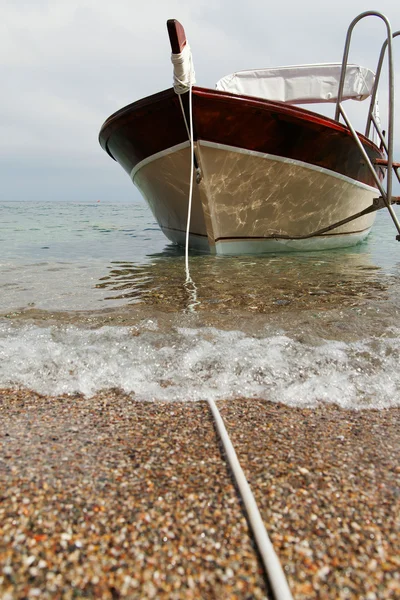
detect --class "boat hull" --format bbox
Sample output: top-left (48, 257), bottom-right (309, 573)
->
top-left (100, 87), bottom-right (383, 254)
top-left (133, 140), bottom-right (377, 254)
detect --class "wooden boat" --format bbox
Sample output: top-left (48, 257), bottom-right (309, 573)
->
top-left (99, 12), bottom-right (400, 255)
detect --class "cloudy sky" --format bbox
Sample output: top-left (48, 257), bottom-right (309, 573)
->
top-left (1, 0), bottom-right (400, 202)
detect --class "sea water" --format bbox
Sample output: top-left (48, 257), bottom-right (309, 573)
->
top-left (1, 199), bottom-right (400, 409)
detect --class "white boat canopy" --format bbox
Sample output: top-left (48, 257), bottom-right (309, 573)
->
top-left (215, 63), bottom-right (375, 104)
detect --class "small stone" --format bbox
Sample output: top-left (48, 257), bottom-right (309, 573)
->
top-left (298, 467), bottom-right (310, 475)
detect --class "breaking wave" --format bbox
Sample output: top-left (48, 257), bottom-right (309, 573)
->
top-left (0, 321), bottom-right (399, 409)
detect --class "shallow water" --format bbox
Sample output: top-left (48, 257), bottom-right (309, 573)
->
top-left (1, 199), bottom-right (400, 407)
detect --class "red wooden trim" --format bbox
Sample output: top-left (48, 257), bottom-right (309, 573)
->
top-left (99, 86), bottom-right (380, 155)
top-left (194, 87), bottom-right (380, 153)
top-left (167, 19), bottom-right (187, 54)
top-left (99, 88), bottom-right (180, 157)
top-left (99, 86), bottom-right (384, 187)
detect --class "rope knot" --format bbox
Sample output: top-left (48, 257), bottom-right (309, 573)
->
top-left (171, 44), bottom-right (196, 94)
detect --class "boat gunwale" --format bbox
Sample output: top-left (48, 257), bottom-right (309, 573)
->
top-left (98, 85), bottom-right (382, 157)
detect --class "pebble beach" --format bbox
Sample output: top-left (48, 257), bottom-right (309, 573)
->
top-left (1, 202), bottom-right (400, 598)
top-left (1, 389), bottom-right (399, 599)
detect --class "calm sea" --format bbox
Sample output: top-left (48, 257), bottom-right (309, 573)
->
top-left (1, 199), bottom-right (400, 409)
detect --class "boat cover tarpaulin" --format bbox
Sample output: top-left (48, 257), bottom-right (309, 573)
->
top-left (215, 63), bottom-right (375, 104)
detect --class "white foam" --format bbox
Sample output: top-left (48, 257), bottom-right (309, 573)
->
top-left (0, 322), bottom-right (399, 409)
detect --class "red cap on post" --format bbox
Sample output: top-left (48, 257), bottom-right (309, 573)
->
top-left (167, 19), bottom-right (187, 54)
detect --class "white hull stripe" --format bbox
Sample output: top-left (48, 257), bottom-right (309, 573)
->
top-left (131, 140), bottom-right (378, 193)
top-left (130, 141), bottom-right (190, 181)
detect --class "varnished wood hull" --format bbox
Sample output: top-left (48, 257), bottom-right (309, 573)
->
top-left (99, 87), bottom-right (383, 254)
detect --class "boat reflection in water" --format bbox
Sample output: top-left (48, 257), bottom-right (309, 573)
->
top-left (96, 246), bottom-right (389, 313)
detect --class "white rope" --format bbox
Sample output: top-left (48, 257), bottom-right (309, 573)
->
top-left (178, 50), bottom-right (198, 311)
top-left (171, 44), bottom-right (196, 94)
top-left (178, 94), bottom-right (190, 138)
top-left (184, 80), bottom-right (194, 281)
top-left (174, 42), bottom-right (292, 598)
top-left (207, 398), bottom-right (294, 600)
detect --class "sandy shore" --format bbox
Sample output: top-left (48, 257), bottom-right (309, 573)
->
top-left (0, 390), bottom-right (399, 599)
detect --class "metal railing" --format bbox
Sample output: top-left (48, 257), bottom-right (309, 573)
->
top-left (334, 11), bottom-right (400, 239)
top-left (365, 30), bottom-right (400, 188)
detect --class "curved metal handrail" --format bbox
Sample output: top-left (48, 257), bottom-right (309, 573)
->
top-left (365, 30), bottom-right (400, 143)
top-left (334, 12), bottom-right (400, 239)
top-left (335, 11), bottom-right (393, 124)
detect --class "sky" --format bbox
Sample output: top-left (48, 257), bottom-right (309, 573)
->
top-left (1, 0), bottom-right (400, 202)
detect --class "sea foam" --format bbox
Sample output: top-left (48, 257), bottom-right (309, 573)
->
top-left (0, 322), bottom-right (398, 409)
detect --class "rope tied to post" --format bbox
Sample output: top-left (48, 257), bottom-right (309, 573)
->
top-left (171, 44), bottom-right (196, 94)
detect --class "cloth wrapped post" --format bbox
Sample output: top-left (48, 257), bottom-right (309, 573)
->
top-left (171, 44), bottom-right (196, 94)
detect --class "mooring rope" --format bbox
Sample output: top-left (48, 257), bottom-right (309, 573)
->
top-left (172, 42), bottom-right (293, 600)
top-left (184, 81), bottom-right (195, 283)
top-left (174, 48), bottom-right (198, 311)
